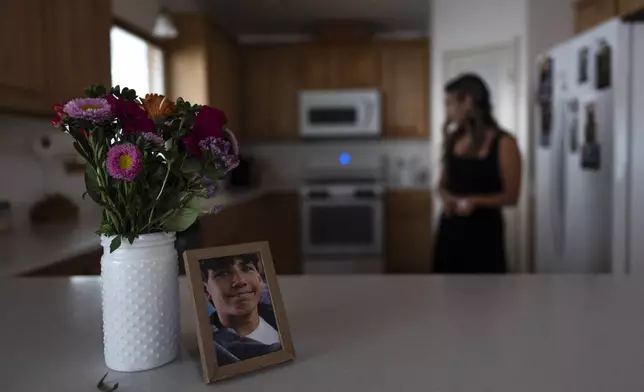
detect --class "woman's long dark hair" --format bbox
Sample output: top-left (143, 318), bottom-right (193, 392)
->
top-left (442, 74), bottom-right (500, 164)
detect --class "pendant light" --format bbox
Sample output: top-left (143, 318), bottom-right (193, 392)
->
top-left (152, 8), bottom-right (178, 39)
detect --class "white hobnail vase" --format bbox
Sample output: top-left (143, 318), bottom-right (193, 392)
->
top-left (100, 232), bottom-right (180, 372)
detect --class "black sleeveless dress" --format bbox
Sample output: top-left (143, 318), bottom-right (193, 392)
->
top-left (434, 131), bottom-right (507, 274)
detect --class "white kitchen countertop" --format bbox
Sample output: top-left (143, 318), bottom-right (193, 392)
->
top-left (2, 275), bottom-right (644, 391)
top-left (0, 180), bottom-right (425, 277)
top-left (0, 187), bottom-right (274, 277)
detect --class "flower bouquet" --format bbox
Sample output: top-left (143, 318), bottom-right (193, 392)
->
top-left (52, 84), bottom-right (239, 372)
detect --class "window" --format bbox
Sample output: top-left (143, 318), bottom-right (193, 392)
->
top-left (110, 25), bottom-right (165, 96)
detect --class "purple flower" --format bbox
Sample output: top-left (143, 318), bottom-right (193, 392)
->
top-left (210, 205), bottom-right (223, 214)
top-left (63, 98), bottom-right (113, 121)
top-left (141, 132), bottom-right (165, 148)
top-left (203, 177), bottom-right (218, 198)
top-left (198, 136), bottom-right (240, 173)
top-left (198, 136), bottom-right (231, 156)
top-left (224, 128), bottom-right (239, 155)
top-left (106, 143), bottom-right (143, 181)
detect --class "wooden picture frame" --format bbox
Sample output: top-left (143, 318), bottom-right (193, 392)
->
top-left (183, 242), bottom-right (295, 383)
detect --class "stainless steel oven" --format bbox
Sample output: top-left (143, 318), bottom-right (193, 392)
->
top-left (300, 182), bottom-right (384, 257)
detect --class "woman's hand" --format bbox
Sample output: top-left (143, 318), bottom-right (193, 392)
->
top-left (440, 191), bottom-right (457, 216)
top-left (454, 198), bottom-right (475, 216)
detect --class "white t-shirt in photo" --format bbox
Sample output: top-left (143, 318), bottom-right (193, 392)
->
top-left (246, 317), bottom-right (279, 345)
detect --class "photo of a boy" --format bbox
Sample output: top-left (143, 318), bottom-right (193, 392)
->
top-left (200, 253), bottom-right (282, 366)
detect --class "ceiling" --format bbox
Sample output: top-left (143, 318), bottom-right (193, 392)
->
top-left (168, 0), bottom-right (429, 37)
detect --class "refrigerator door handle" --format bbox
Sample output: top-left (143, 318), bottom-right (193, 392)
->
top-left (550, 100), bottom-right (566, 255)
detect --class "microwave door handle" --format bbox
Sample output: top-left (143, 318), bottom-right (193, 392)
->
top-left (363, 100), bottom-right (374, 125)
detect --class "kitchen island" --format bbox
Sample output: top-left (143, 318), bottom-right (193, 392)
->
top-left (2, 275), bottom-right (644, 391)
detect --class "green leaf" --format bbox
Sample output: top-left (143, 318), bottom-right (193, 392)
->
top-left (183, 159), bottom-right (201, 174)
top-left (84, 84), bottom-right (107, 98)
top-left (162, 198), bottom-right (201, 233)
top-left (110, 236), bottom-right (122, 253)
top-left (204, 167), bottom-right (226, 181)
top-left (121, 88), bottom-right (137, 100)
top-left (84, 166), bottom-right (102, 204)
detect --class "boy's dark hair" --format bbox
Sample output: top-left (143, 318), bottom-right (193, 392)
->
top-left (200, 253), bottom-right (262, 282)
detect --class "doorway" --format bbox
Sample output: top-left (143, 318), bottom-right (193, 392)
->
top-left (442, 41), bottom-right (521, 271)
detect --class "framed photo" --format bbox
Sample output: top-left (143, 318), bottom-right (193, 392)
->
top-left (183, 242), bottom-right (295, 383)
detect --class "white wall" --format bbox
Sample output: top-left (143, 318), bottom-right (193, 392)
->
top-left (430, 0), bottom-right (573, 272)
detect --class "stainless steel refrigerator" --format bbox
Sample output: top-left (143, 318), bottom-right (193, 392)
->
top-left (534, 18), bottom-right (644, 274)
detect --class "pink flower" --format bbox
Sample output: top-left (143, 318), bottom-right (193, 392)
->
top-left (182, 106), bottom-right (227, 156)
top-left (63, 98), bottom-right (113, 121)
top-left (106, 143), bottom-right (142, 181)
top-left (105, 94), bottom-right (155, 135)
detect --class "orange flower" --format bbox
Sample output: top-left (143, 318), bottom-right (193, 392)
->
top-left (142, 94), bottom-right (175, 119)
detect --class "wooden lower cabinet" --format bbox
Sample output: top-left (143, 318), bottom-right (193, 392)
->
top-left (385, 189), bottom-right (433, 274)
top-left (24, 249), bottom-right (102, 277)
top-left (200, 192), bottom-right (301, 275)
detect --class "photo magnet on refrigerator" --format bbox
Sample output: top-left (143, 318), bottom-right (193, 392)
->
top-left (537, 57), bottom-right (554, 147)
top-left (568, 99), bottom-right (579, 153)
top-left (581, 102), bottom-right (600, 170)
top-left (595, 40), bottom-right (612, 90)
top-left (578, 47), bottom-right (589, 84)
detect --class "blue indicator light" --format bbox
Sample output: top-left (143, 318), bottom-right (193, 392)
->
top-left (339, 152), bottom-right (351, 166)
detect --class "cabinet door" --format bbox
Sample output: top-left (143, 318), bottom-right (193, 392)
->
top-left (242, 45), bottom-right (300, 141)
top-left (300, 44), bottom-right (333, 90)
top-left (575, 0), bottom-right (618, 33)
top-left (380, 40), bottom-right (430, 138)
top-left (262, 193), bottom-right (300, 275)
top-left (329, 44), bottom-right (381, 88)
top-left (385, 190), bottom-right (433, 274)
top-left (44, 0), bottom-right (111, 104)
top-left (208, 29), bottom-right (241, 134)
top-left (0, 0), bottom-right (48, 114)
top-left (618, 0), bottom-right (644, 14)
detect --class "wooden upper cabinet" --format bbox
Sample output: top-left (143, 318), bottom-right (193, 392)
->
top-left (618, 0), bottom-right (644, 15)
top-left (300, 43), bottom-right (380, 90)
top-left (167, 13), bottom-right (240, 134)
top-left (300, 44), bottom-right (333, 90)
top-left (240, 39), bottom-right (429, 140)
top-left (207, 27), bottom-right (241, 132)
top-left (0, 0), bottom-right (111, 115)
top-left (242, 45), bottom-right (300, 141)
top-left (574, 0), bottom-right (618, 33)
top-left (329, 44), bottom-right (381, 88)
top-left (380, 40), bottom-right (430, 138)
top-left (0, 0), bottom-right (48, 114)
top-left (45, 0), bottom-right (112, 104)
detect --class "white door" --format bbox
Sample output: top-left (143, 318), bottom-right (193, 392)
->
top-left (443, 41), bottom-right (521, 271)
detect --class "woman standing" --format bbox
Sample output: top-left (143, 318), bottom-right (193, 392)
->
top-left (434, 74), bottom-right (522, 274)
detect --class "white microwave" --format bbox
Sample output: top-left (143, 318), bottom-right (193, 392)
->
top-left (298, 89), bottom-right (382, 138)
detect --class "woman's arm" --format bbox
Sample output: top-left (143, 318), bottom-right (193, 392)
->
top-left (465, 135), bottom-right (522, 209)
top-left (438, 167), bottom-right (456, 215)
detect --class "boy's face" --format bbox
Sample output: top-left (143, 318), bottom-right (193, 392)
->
top-left (204, 257), bottom-right (263, 317)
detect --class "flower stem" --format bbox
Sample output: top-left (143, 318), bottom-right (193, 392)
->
top-left (147, 160), bottom-right (172, 230)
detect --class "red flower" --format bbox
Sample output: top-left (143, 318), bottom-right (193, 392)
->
top-left (182, 106), bottom-right (227, 156)
top-left (53, 103), bottom-right (66, 120)
top-left (51, 118), bottom-right (61, 128)
top-left (105, 94), bottom-right (155, 135)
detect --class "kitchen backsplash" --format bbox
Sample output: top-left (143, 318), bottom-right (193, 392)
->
top-left (0, 115), bottom-right (95, 221)
top-left (0, 114), bottom-right (432, 224)
top-left (245, 140), bottom-right (432, 187)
